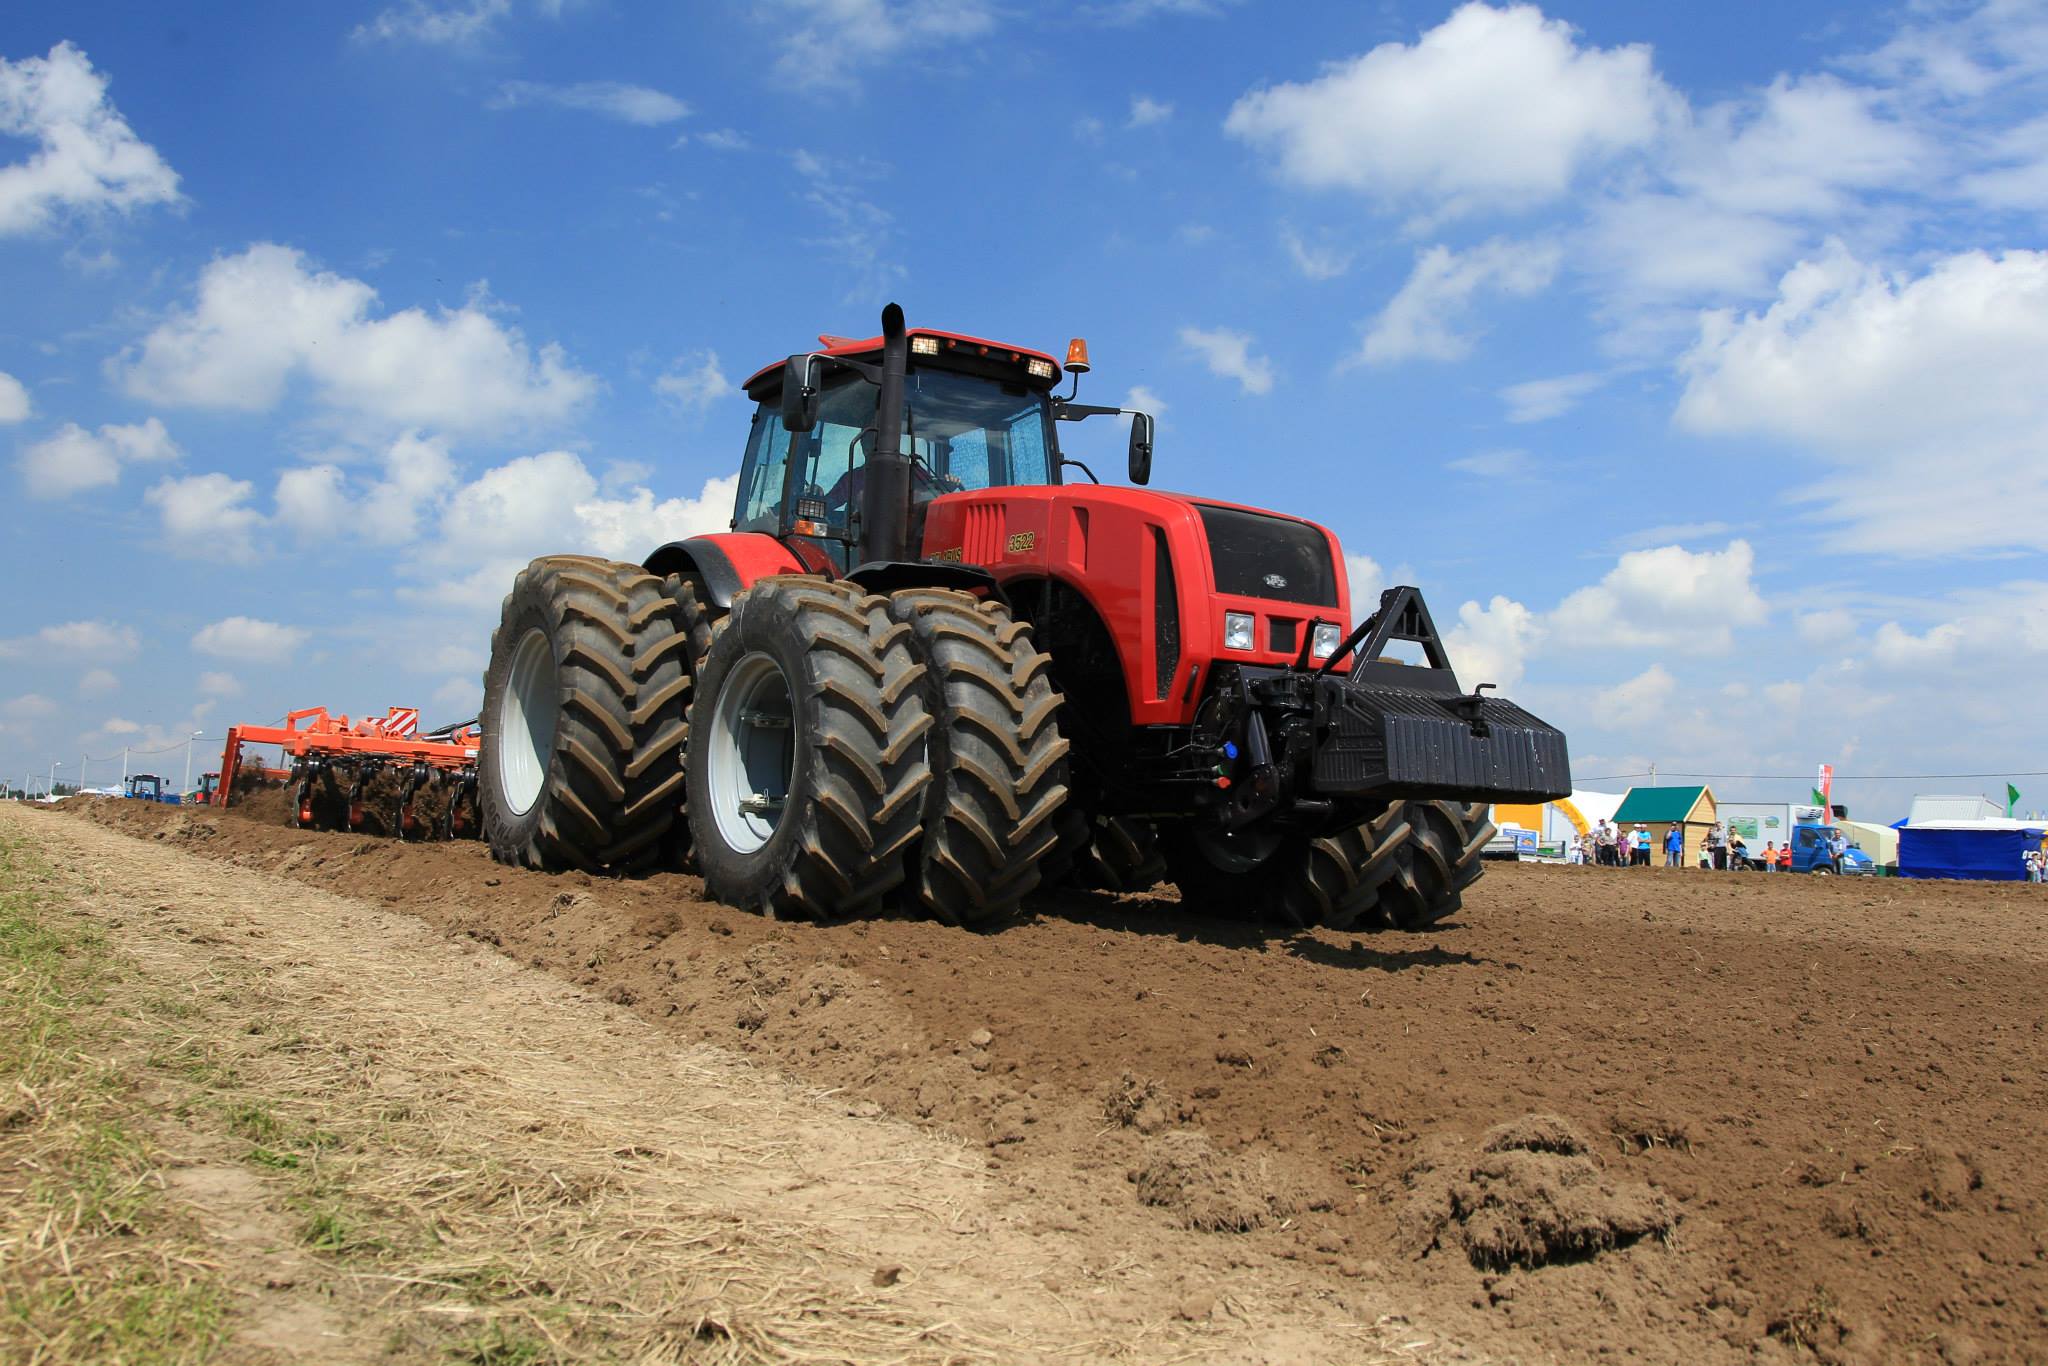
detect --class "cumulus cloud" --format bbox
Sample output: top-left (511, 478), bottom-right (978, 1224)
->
top-left (1676, 245), bottom-right (2048, 554)
top-left (197, 671), bottom-right (242, 697)
top-left (191, 616), bottom-right (309, 664)
top-left (1179, 325), bottom-right (1274, 395)
top-left (405, 452), bottom-right (739, 609)
top-left (0, 41), bottom-right (181, 235)
top-left (1344, 553), bottom-right (1384, 615)
top-left (1593, 663), bottom-right (1677, 727)
top-left (1549, 540), bottom-right (1767, 653)
top-left (1500, 371), bottom-right (1602, 423)
top-left (0, 371), bottom-right (28, 422)
top-left (1359, 239), bottom-right (1559, 364)
top-left (1443, 594), bottom-right (1541, 692)
top-left (115, 243), bottom-right (595, 434)
top-left (491, 80), bottom-right (688, 125)
top-left (274, 431), bottom-right (457, 544)
top-left (769, 0), bottom-right (1000, 93)
top-left (146, 472), bottom-right (263, 561)
top-left (78, 668), bottom-right (119, 695)
top-left (17, 416), bottom-right (179, 498)
top-left (0, 620), bottom-right (139, 661)
top-left (1224, 2), bottom-right (1671, 215)
top-left (2, 694), bottom-right (59, 721)
top-left (654, 351), bottom-right (733, 411)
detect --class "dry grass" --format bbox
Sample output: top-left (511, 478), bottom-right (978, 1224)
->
top-left (0, 832), bottom-right (230, 1365)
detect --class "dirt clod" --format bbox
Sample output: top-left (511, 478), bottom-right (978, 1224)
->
top-left (1401, 1116), bottom-right (1676, 1270)
top-left (1131, 1131), bottom-right (1297, 1233)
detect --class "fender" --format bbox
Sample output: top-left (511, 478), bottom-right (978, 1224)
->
top-left (643, 533), bottom-right (812, 607)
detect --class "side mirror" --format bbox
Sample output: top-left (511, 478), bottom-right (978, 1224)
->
top-left (780, 355), bottom-right (819, 434)
top-left (1127, 411), bottom-right (1153, 485)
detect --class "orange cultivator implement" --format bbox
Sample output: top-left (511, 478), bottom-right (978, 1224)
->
top-left (213, 707), bottom-right (484, 840)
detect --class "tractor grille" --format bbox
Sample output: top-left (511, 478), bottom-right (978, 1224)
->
top-left (1195, 505), bottom-right (1338, 607)
top-left (962, 503), bottom-right (1006, 565)
top-left (1152, 526), bottom-right (1179, 700)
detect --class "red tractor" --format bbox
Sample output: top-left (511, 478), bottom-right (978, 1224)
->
top-left (477, 306), bottom-right (1569, 928)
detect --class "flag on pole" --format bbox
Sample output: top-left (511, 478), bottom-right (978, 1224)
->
top-left (1817, 763), bottom-right (1834, 813)
top-left (1812, 788), bottom-right (1827, 809)
top-left (2008, 783), bottom-right (2021, 818)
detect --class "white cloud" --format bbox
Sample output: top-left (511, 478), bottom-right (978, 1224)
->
top-left (1279, 227), bottom-right (1351, 281)
top-left (1550, 540), bottom-right (1767, 653)
top-left (1443, 594), bottom-right (1541, 692)
top-left (1870, 620), bottom-right (1964, 672)
top-left (1344, 553), bottom-right (1384, 615)
top-left (1178, 325), bottom-right (1273, 395)
top-left (1797, 608), bottom-right (1856, 645)
top-left (1087, 0), bottom-right (1242, 21)
top-left (1676, 245), bottom-right (2048, 554)
top-left (1445, 448), bottom-right (1534, 479)
top-left (0, 41), bottom-right (181, 235)
top-left (198, 671), bottom-right (242, 697)
top-left (1127, 95), bottom-right (1173, 128)
top-left (769, 0), bottom-right (1000, 93)
top-left (0, 620), bottom-right (139, 661)
top-left (0, 371), bottom-right (28, 423)
top-left (1223, 2), bottom-right (1671, 214)
top-left (491, 80), bottom-right (688, 125)
top-left (146, 472), bottom-right (263, 562)
top-left (1500, 371), bottom-right (1602, 423)
top-left (17, 416), bottom-right (180, 499)
top-left (1359, 238), bottom-right (1559, 365)
top-left (3, 694), bottom-right (59, 721)
top-left (275, 431), bottom-right (458, 546)
top-left (191, 616), bottom-right (309, 665)
top-left (696, 128), bottom-right (750, 151)
top-left (355, 0), bottom-right (511, 45)
top-left (406, 452), bottom-right (738, 609)
top-left (78, 668), bottom-right (118, 696)
top-left (1593, 663), bottom-right (1677, 728)
top-left (790, 150), bottom-right (903, 302)
top-left (654, 351), bottom-right (733, 411)
top-left (116, 243), bottom-right (595, 434)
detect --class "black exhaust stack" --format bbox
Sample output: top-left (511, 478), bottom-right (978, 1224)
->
top-left (863, 303), bottom-right (912, 564)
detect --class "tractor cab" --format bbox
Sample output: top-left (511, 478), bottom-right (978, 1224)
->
top-left (123, 774), bottom-right (173, 803)
top-left (738, 327), bottom-right (1077, 569)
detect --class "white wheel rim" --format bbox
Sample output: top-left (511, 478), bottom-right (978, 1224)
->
top-left (707, 651), bottom-right (794, 856)
top-left (498, 627), bottom-right (557, 816)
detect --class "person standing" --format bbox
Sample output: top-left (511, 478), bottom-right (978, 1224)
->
top-left (1828, 829), bottom-right (1848, 872)
top-left (1762, 840), bottom-right (1777, 873)
top-left (1664, 824), bottom-right (1684, 868)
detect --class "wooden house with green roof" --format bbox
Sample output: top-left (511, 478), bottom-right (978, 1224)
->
top-left (1611, 784), bottom-right (1718, 868)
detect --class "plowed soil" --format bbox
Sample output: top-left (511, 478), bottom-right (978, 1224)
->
top-left (49, 798), bottom-right (2048, 1364)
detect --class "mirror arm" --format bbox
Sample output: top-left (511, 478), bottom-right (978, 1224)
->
top-left (1058, 457), bottom-right (1101, 484)
top-left (1054, 402), bottom-right (1123, 422)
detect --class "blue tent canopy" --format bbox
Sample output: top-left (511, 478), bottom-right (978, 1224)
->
top-left (1899, 826), bottom-right (2046, 881)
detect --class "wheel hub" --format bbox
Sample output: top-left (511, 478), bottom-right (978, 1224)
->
top-left (498, 628), bottom-right (558, 816)
top-left (707, 652), bottom-right (795, 855)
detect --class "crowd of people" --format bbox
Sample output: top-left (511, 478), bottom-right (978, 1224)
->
top-left (1564, 818), bottom-right (1851, 872)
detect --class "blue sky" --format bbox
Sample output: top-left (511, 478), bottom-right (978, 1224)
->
top-left (2, 0), bottom-right (2045, 818)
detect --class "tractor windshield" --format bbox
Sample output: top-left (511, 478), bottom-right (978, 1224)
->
top-left (736, 366), bottom-right (1055, 538)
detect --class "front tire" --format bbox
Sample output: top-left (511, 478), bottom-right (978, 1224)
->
top-left (1161, 804), bottom-right (1411, 929)
top-left (478, 556), bottom-right (689, 871)
top-left (686, 577), bottom-right (931, 919)
top-left (1377, 801), bottom-right (1493, 929)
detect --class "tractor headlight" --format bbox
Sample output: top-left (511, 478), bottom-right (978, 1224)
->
top-left (1311, 622), bottom-right (1343, 659)
top-left (909, 336), bottom-right (940, 356)
top-left (1224, 612), bottom-right (1255, 651)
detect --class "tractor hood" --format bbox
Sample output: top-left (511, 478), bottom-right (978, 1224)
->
top-left (927, 482), bottom-right (1347, 613)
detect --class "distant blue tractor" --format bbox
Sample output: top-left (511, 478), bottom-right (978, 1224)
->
top-left (123, 774), bottom-right (183, 805)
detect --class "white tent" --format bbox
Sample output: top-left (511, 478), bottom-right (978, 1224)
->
top-left (1908, 794), bottom-right (2004, 824)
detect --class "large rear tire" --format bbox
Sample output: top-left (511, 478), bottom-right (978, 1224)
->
top-left (887, 589), bottom-right (1070, 924)
top-left (1378, 800), bottom-right (1492, 929)
top-left (686, 577), bottom-right (931, 919)
top-left (1162, 806), bottom-right (1412, 929)
top-left (478, 556), bottom-right (689, 872)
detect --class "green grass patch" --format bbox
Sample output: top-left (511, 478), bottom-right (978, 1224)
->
top-left (0, 831), bottom-right (232, 1365)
